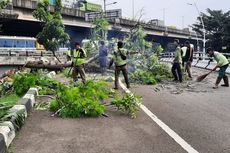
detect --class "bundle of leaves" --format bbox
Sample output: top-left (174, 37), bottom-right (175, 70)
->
top-left (0, 94), bottom-right (19, 119)
top-left (13, 72), bottom-right (59, 96)
top-left (1, 109), bottom-right (26, 130)
top-left (130, 70), bottom-right (157, 85)
top-left (50, 80), bottom-right (110, 118)
top-left (130, 55), bottom-right (171, 85)
top-left (36, 75), bottom-right (59, 95)
top-left (13, 73), bottom-right (37, 96)
top-left (111, 93), bottom-right (142, 119)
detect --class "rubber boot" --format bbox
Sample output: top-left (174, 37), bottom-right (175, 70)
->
top-left (213, 77), bottom-right (222, 89)
top-left (221, 75), bottom-right (229, 87)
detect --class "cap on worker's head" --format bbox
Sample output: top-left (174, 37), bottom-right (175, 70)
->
top-left (174, 39), bottom-right (179, 44)
top-left (117, 41), bottom-right (123, 48)
top-left (185, 41), bottom-right (190, 45)
top-left (206, 47), bottom-right (213, 53)
top-left (75, 42), bottom-right (81, 46)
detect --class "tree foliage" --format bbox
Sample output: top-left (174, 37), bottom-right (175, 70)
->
top-left (0, 0), bottom-right (9, 10)
top-left (32, 0), bottom-right (69, 57)
top-left (84, 18), bottom-right (109, 56)
top-left (50, 80), bottom-right (110, 117)
top-left (192, 9), bottom-right (230, 52)
top-left (121, 23), bottom-right (170, 85)
top-left (92, 18), bottom-right (109, 42)
top-left (111, 93), bottom-right (141, 119)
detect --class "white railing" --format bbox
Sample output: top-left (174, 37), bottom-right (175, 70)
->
top-left (0, 50), bottom-right (66, 57)
top-left (160, 51), bottom-right (230, 73)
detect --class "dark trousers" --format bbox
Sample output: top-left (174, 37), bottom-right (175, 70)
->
top-left (72, 64), bottom-right (86, 83)
top-left (171, 63), bottom-right (182, 82)
top-left (185, 61), bottom-right (192, 78)
top-left (182, 58), bottom-right (186, 67)
top-left (115, 64), bottom-right (130, 89)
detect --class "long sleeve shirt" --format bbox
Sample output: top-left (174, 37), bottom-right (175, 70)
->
top-left (174, 46), bottom-right (182, 64)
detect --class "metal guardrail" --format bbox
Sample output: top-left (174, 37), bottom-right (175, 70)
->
top-left (160, 51), bottom-right (230, 72)
top-left (0, 50), bottom-right (66, 57)
top-left (160, 52), bottom-right (230, 60)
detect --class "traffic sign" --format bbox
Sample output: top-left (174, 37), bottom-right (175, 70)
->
top-left (85, 9), bottom-right (122, 22)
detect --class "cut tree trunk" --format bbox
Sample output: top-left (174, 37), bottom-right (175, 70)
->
top-left (24, 61), bottom-right (72, 71)
top-left (24, 54), bottom-right (99, 71)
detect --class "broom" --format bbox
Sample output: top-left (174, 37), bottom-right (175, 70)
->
top-left (196, 70), bottom-right (213, 82)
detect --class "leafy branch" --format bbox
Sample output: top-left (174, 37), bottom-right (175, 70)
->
top-left (32, 0), bottom-right (69, 62)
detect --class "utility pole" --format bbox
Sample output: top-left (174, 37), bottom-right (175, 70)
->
top-left (182, 16), bottom-right (184, 29)
top-left (188, 2), bottom-right (206, 59)
top-left (103, 0), bottom-right (106, 13)
top-left (132, 0), bottom-right (135, 19)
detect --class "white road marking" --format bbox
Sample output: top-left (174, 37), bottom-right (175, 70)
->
top-left (118, 79), bottom-right (199, 153)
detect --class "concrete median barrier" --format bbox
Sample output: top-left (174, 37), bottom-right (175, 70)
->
top-left (0, 88), bottom-right (38, 153)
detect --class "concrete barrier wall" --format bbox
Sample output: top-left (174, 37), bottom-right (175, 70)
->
top-left (0, 88), bottom-right (38, 153)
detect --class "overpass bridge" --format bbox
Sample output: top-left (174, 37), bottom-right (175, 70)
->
top-left (0, 0), bottom-right (202, 48)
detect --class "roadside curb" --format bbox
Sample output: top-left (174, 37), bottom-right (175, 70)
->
top-left (0, 88), bottom-right (38, 153)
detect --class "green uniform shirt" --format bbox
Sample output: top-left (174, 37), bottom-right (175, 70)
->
top-left (181, 46), bottom-right (187, 58)
top-left (66, 50), bottom-right (71, 56)
top-left (73, 48), bottom-right (86, 66)
top-left (112, 48), bottom-right (127, 66)
top-left (174, 46), bottom-right (182, 64)
top-left (214, 51), bottom-right (229, 67)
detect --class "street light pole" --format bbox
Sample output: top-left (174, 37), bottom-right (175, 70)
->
top-left (103, 1), bottom-right (117, 13)
top-left (163, 8), bottom-right (165, 23)
top-left (132, 0), bottom-right (134, 19)
top-left (189, 25), bottom-right (199, 51)
top-left (182, 16), bottom-right (184, 29)
top-left (194, 31), bottom-right (199, 51)
top-left (188, 2), bottom-right (206, 59)
top-left (103, 0), bottom-right (106, 13)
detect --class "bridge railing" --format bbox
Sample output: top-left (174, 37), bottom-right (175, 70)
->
top-left (160, 51), bottom-right (230, 73)
top-left (0, 50), bottom-right (66, 57)
top-left (119, 17), bottom-right (196, 37)
top-left (12, 0), bottom-right (198, 37)
top-left (160, 51), bottom-right (230, 60)
top-left (12, 0), bottom-right (85, 18)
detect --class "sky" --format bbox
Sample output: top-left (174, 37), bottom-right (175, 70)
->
top-left (86, 0), bottom-right (230, 30)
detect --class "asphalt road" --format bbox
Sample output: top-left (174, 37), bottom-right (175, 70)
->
top-left (10, 108), bottom-right (185, 153)
top-left (130, 68), bottom-right (230, 153)
top-left (10, 67), bottom-right (230, 153)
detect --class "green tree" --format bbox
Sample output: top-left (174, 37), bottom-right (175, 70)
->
top-left (84, 17), bottom-right (109, 57)
top-left (192, 9), bottom-right (230, 52)
top-left (89, 18), bottom-right (109, 51)
top-left (32, 0), bottom-right (69, 61)
top-left (0, 0), bottom-right (9, 10)
top-left (0, 0), bottom-right (10, 32)
top-left (92, 18), bottom-right (109, 41)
